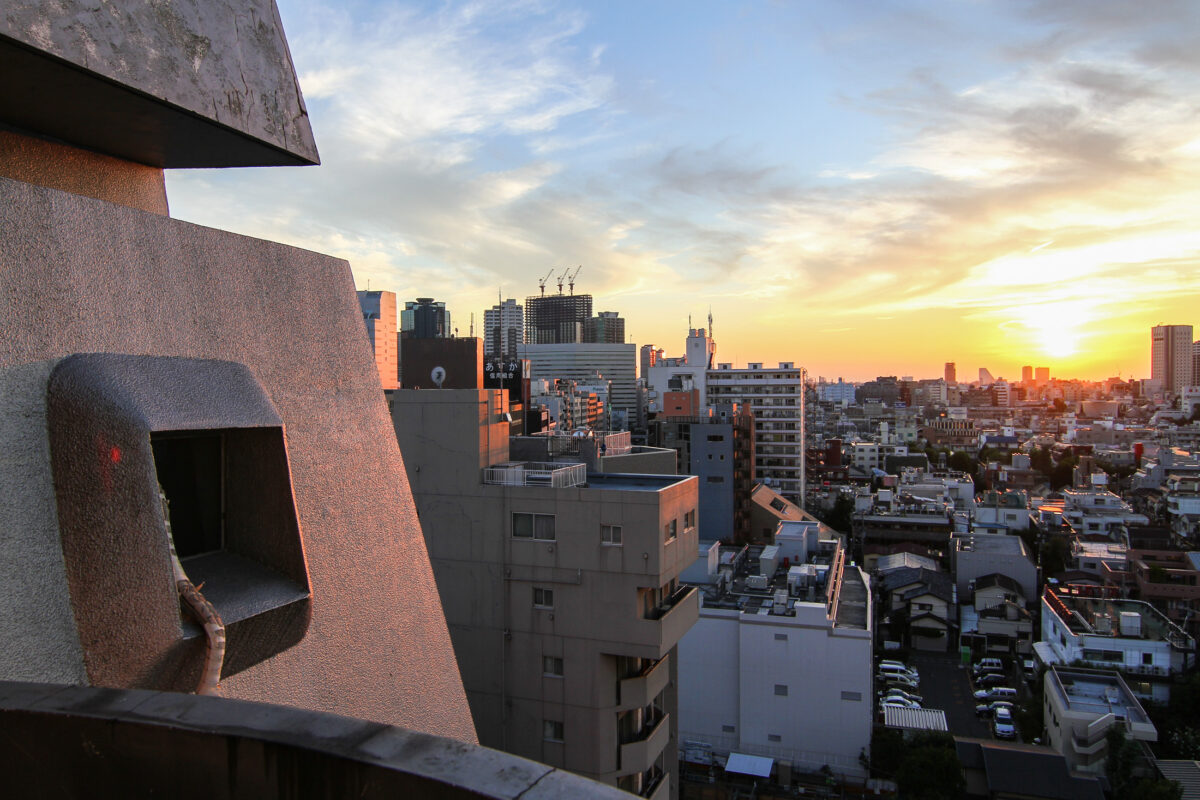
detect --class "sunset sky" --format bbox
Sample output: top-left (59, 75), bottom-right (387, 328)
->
top-left (166, 0), bottom-right (1200, 382)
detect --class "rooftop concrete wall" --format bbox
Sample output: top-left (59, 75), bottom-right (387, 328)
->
top-left (0, 175), bottom-right (474, 742)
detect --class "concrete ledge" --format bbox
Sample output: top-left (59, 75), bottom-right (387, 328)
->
top-left (0, 681), bottom-right (631, 799)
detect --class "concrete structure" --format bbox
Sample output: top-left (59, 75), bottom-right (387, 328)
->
top-left (1152, 325), bottom-right (1194, 397)
top-left (678, 536), bottom-right (872, 780)
top-left (401, 337), bottom-right (484, 390)
top-left (645, 327), bottom-right (715, 416)
top-left (0, 0), bottom-right (473, 743)
top-left (1126, 549), bottom-right (1200, 640)
top-left (393, 389), bottom-right (699, 797)
top-left (358, 290), bottom-right (399, 390)
top-left (707, 362), bottom-right (805, 501)
top-left (954, 534), bottom-right (1038, 602)
top-left (1040, 587), bottom-right (1195, 702)
top-left (484, 298), bottom-right (523, 358)
top-left (1061, 487), bottom-right (1148, 539)
top-left (522, 343), bottom-right (638, 430)
top-left (974, 490), bottom-right (1033, 534)
top-left (1043, 667), bottom-right (1156, 776)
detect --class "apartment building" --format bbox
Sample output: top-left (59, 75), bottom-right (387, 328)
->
top-left (1151, 325), bottom-right (1193, 397)
top-left (1040, 586), bottom-right (1195, 702)
top-left (484, 298), bottom-right (523, 358)
top-left (393, 389), bottom-right (700, 797)
top-left (706, 362), bottom-right (805, 501)
top-left (677, 534), bottom-right (872, 780)
top-left (1043, 667), bottom-right (1157, 775)
top-left (1060, 487), bottom-right (1149, 539)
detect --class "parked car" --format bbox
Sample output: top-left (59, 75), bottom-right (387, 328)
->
top-left (879, 660), bottom-right (920, 680)
top-left (975, 700), bottom-right (1015, 717)
top-left (1022, 659), bottom-right (1038, 681)
top-left (877, 663), bottom-right (919, 682)
top-left (993, 707), bottom-right (1016, 739)
top-left (880, 688), bottom-right (924, 704)
top-left (976, 672), bottom-right (1009, 688)
top-left (973, 658), bottom-right (1003, 675)
top-left (879, 696), bottom-right (921, 711)
top-left (974, 686), bottom-right (1017, 702)
top-left (879, 673), bottom-right (920, 691)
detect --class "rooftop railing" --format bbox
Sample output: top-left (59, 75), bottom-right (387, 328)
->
top-left (483, 461), bottom-right (587, 488)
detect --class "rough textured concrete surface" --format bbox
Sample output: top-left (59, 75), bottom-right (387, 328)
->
top-left (0, 176), bottom-right (476, 744)
top-left (0, 0), bottom-right (318, 166)
top-left (0, 129), bottom-right (169, 214)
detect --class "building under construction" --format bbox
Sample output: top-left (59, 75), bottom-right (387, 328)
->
top-left (525, 292), bottom-right (593, 344)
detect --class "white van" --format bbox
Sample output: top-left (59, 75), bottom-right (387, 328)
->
top-left (877, 663), bottom-right (919, 683)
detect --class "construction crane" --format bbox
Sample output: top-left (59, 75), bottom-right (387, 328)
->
top-left (567, 265), bottom-right (582, 295)
top-left (556, 268), bottom-right (569, 294)
top-left (537, 268), bottom-right (554, 296)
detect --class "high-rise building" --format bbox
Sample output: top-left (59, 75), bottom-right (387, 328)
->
top-left (1194, 341), bottom-right (1200, 390)
top-left (979, 367), bottom-right (995, 385)
top-left (1021, 366), bottom-right (1033, 384)
top-left (1152, 325), bottom-right (1194, 396)
top-left (525, 293), bottom-right (592, 344)
top-left (707, 361), bottom-right (805, 503)
top-left (357, 290), bottom-right (398, 390)
top-left (587, 311), bottom-right (626, 344)
top-left (640, 344), bottom-right (663, 381)
top-left (944, 362), bottom-right (956, 384)
top-left (484, 298), bottom-right (522, 357)
top-left (401, 297), bottom-right (451, 338)
top-left (1035, 367), bottom-right (1050, 386)
top-left (392, 388), bottom-right (699, 795)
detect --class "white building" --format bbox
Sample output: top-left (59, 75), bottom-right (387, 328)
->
top-left (1044, 666), bottom-right (1156, 775)
top-left (1040, 588), bottom-right (1195, 702)
top-left (483, 298), bottom-right (522, 358)
top-left (818, 378), bottom-right (857, 406)
top-left (1060, 487), bottom-right (1148, 538)
top-left (522, 342), bottom-right (637, 429)
top-left (645, 327), bottom-right (715, 415)
top-left (707, 362), bottom-right (805, 501)
top-left (677, 533), bottom-right (872, 780)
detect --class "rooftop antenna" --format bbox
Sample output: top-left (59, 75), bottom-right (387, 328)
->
top-left (708, 307), bottom-right (714, 340)
top-left (538, 268), bottom-right (554, 296)
top-left (568, 265), bottom-right (582, 295)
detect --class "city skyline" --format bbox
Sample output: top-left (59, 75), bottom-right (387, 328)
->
top-left (165, 0), bottom-right (1200, 382)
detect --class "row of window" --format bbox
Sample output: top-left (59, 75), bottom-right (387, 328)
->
top-left (515, 510), bottom-right (695, 546)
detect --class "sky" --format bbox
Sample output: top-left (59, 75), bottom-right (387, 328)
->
top-left (166, 0), bottom-right (1200, 383)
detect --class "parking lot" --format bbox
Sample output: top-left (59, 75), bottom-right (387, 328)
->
top-left (903, 652), bottom-right (993, 739)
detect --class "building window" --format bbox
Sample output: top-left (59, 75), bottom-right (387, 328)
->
top-left (602, 524), bottom-right (622, 545)
top-left (722, 724), bottom-right (736, 733)
top-left (768, 734), bottom-right (782, 743)
top-left (706, 476), bottom-right (724, 483)
top-left (513, 512), bottom-right (556, 540)
top-left (543, 655), bottom-right (564, 676)
top-left (1143, 653), bottom-right (1153, 665)
top-left (774, 684), bottom-right (788, 696)
top-left (534, 587), bottom-right (554, 608)
top-left (841, 691), bottom-right (862, 701)
top-left (774, 633), bottom-right (788, 641)
top-left (708, 434), bottom-right (725, 442)
top-left (684, 510), bottom-right (696, 529)
top-left (543, 720), bottom-right (564, 742)
top-left (664, 519), bottom-right (677, 542)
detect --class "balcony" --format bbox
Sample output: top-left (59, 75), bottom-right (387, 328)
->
top-left (618, 654), bottom-right (671, 710)
top-left (0, 681), bottom-right (630, 799)
top-left (623, 587), bottom-right (699, 659)
top-left (483, 461), bottom-right (586, 488)
top-left (619, 712), bottom-right (670, 775)
top-left (645, 773), bottom-right (670, 800)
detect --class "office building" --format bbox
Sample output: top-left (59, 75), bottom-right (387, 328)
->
top-left (357, 290), bottom-right (399, 390)
top-left (1151, 324), bottom-right (1194, 396)
top-left (645, 327), bottom-right (716, 416)
top-left (526, 293), bottom-right (593, 344)
top-left (677, 530), bottom-right (872, 780)
top-left (393, 389), bottom-right (700, 796)
top-left (522, 342), bottom-right (638, 430)
top-left (588, 311), bottom-right (627, 344)
top-left (402, 297), bottom-right (451, 338)
top-left (1035, 366), bottom-right (1050, 385)
top-left (944, 362), bottom-right (956, 385)
top-left (1021, 365), bottom-right (1033, 384)
top-left (484, 298), bottom-right (523, 358)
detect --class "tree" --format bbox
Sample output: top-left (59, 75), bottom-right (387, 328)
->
top-left (820, 494), bottom-right (855, 535)
top-left (1050, 454), bottom-right (1079, 489)
top-left (1108, 726), bottom-right (1184, 800)
top-left (894, 732), bottom-right (965, 800)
